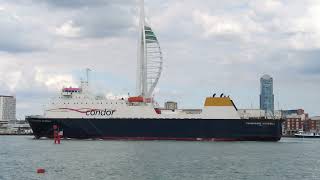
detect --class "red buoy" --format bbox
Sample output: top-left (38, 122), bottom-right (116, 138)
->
top-left (37, 168), bottom-right (45, 174)
top-left (53, 125), bottom-right (61, 144)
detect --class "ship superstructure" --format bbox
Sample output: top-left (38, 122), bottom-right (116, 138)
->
top-left (44, 79), bottom-right (240, 120)
top-left (26, 0), bottom-right (283, 141)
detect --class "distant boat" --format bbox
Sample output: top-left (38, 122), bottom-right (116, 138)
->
top-left (294, 130), bottom-right (320, 138)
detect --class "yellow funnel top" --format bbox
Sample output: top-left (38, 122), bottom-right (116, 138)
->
top-left (204, 97), bottom-right (233, 106)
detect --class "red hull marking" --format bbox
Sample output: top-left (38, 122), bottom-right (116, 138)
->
top-left (100, 137), bottom-right (244, 141)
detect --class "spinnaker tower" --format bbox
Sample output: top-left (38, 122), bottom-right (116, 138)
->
top-left (136, 0), bottom-right (163, 98)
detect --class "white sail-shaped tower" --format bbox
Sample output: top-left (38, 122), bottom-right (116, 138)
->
top-left (136, 0), bottom-right (163, 98)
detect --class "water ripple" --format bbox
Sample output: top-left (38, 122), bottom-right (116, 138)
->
top-left (1, 136), bottom-right (320, 180)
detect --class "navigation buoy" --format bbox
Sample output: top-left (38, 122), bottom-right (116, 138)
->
top-left (37, 168), bottom-right (45, 174)
top-left (53, 125), bottom-right (61, 144)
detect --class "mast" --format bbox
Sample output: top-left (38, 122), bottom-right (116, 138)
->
top-left (86, 68), bottom-right (91, 85)
top-left (81, 68), bottom-right (91, 93)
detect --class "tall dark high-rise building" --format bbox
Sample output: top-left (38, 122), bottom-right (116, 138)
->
top-left (260, 74), bottom-right (274, 113)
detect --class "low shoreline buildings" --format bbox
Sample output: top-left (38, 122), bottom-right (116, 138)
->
top-left (282, 109), bottom-right (320, 135)
top-left (0, 95), bottom-right (31, 134)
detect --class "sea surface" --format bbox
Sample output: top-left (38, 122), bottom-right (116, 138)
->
top-left (1, 136), bottom-right (320, 180)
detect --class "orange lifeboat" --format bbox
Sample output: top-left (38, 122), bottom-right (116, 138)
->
top-left (128, 96), bottom-right (144, 103)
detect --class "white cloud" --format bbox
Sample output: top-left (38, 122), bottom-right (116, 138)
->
top-left (0, 3), bottom-right (53, 53)
top-left (1, 71), bottom-right (22, 92)
top-left (288, 4), bottom-right (320, 50)
top-left (193, 10), bottom-right (243, 37)
top-left (35, 68), bottom-right (77, 91)
top-left (55, 20), bottom-right (81, 38)
top-left (192, 9), bottom-right (265, 40)
top-left (249, 0), bottom-right (283, 16)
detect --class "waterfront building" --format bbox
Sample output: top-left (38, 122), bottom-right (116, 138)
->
top-left (307, 116), bottom-right (320, 132)
top-left (0, 95), bottom-right (16, 127)
top-left (282, 109), bottom-right (312, 135)
top-left (285, 115), bottom-right (305, 135)
top-left (260, 74), bottom-right (274, 114)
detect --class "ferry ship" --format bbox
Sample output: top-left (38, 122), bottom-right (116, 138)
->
top-left (26, 0), bottom-right (283, 141)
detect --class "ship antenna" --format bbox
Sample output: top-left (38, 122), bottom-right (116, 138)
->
top-left (86, 68), bottom-right (91, 86)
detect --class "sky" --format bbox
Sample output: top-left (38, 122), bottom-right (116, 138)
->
top-left (0, 0), bottom-right (320, 119)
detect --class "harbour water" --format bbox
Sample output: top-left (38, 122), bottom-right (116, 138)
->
top-left (1, 136), bottom-right (320, 180)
